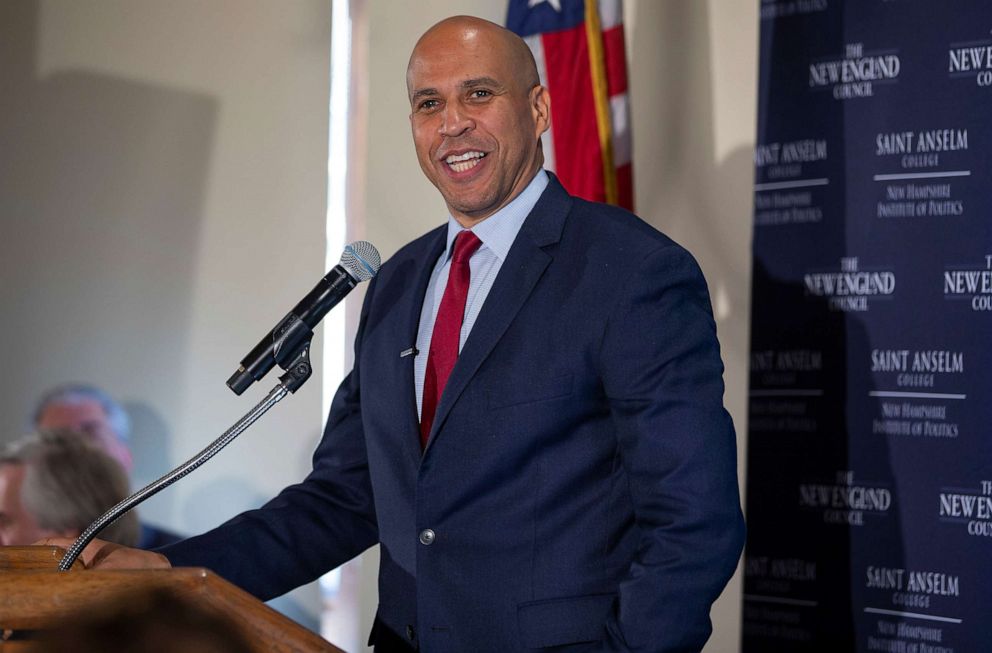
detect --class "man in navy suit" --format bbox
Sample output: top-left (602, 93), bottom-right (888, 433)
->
top-left (66, 16), bottom-right (744, 652)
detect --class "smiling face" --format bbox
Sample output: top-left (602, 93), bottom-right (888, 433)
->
top-left (407, 17), bottom-right (550, 226)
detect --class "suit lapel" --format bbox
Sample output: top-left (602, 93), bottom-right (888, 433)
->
top-left (424, 177), bottom-right (572, 451)
top-left (395, 227), bottom-right (446, 466)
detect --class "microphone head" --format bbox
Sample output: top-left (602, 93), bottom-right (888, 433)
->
top-left (340, 241), bottom-right (381, 282)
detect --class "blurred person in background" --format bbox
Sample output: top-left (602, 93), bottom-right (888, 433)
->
top-left (0, 431), bottom-right (139, 546)
top-left (32, 384), bottom-right (181, 548)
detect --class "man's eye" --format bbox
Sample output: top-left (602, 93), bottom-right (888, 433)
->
top-left (419, 99), bottom-right (440, 111)
top-left (471, 90), bottom-right (491, 99)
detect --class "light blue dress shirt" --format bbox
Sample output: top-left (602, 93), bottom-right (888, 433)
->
top-left (414, 169), bottom-right (549, 418)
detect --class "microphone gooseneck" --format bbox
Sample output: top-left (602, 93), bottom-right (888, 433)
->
top-left (58, 241), bottom-right (380, 571)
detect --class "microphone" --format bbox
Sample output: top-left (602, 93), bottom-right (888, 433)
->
top-left (226, 241), bottom-right (381, 395)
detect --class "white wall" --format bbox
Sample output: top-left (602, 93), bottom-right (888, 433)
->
top-left (0, 0), bottom-right (332, 628)
top-left (360, 1), bottom-right (757, 650)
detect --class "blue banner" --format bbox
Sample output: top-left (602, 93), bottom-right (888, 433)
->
top-left (744, 1), bottom-right (992, 651)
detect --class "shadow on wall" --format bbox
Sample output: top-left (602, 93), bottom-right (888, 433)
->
top-left (0, 0), bottom-right (216, 475)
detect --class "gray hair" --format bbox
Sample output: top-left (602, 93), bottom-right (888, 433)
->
top-left (0, 432), bottom-right (139, 546)
top-left (32, 384), bottom-right (131, 442)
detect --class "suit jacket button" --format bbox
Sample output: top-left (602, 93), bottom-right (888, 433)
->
top-left (419, 528), bottom-right (436, 545)
top-left (406, 624), bottom-right (416, 641)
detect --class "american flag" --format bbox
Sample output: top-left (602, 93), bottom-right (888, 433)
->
top-left (507, 0), bottom-right (633, 210)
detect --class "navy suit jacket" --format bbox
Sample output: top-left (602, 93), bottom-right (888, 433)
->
top-left (162, 177), bottom-right (745, 652)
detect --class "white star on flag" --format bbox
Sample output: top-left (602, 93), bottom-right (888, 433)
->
top-left (528, 0), bottom-right (562, 11)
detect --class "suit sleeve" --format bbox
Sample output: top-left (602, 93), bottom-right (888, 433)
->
top-left (157, 281), bottom-right (380, 601)
top-left (598, 244), bottom-right (745, 652)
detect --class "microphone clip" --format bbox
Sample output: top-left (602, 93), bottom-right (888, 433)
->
top-left (227, 312), bottom-right (315, 395)
top-left (250, 312), bottom-right (314, 394)
top-left (278, 341), bottom-right (313, 394)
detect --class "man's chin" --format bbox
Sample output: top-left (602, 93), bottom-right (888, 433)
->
top-left (446, 199), bottom-right (501, 224)
top-left (438, 185), bottom-right (497, 217)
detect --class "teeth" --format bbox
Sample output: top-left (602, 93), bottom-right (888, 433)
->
top-left (445, 151), bottom-right (485, 163)
top-left (445, 152), bottom-right (486, 172)
top-left (450, 159), bottom-right (481, 173)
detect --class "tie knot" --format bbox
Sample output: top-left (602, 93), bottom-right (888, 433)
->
top-left (451, 230), bottom-right (482, 264)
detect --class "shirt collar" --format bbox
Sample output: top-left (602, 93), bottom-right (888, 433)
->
top-left (443, 169), bottom-right (549, 262)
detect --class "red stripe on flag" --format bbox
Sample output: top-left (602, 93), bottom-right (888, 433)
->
top-left (602, 25), bottom-right (628, 97)
top-left (541, 27), bottom-right (606, 204)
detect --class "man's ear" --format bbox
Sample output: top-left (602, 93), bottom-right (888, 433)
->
top-left (530, 84), bottom-right (551, 137)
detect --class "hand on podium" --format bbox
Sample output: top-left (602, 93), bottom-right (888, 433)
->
top-left (37, 537), bottom-right (171, 570)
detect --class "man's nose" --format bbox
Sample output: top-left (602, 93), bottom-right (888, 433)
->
top-left (439, 104), bottom-right (474, 137)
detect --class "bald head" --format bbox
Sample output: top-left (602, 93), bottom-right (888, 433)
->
top-left (408, 16), bottom-right (540, 96)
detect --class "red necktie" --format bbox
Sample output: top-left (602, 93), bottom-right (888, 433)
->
top-left (420, 230), bottom-right (482, 449)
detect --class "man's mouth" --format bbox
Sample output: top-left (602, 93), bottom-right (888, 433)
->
top-left (444, 151), bottom-right (487, 173)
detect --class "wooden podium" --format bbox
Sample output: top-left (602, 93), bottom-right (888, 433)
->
top-left (0, 546), bottom-right (342, 652)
